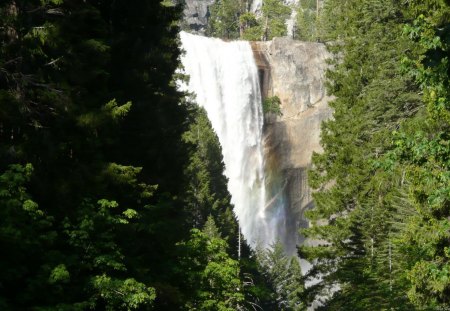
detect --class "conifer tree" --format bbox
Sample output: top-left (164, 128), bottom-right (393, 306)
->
top-left (384, 1), bottom-right (450, 308)
top-left (302, 0), bottom-right (450, 309)
top-left (0, 0), bottom-right (187, 309)
top-left (256, 242), bottom-right (306, 310)
top-left (182, 106), bottom-right (236, 244)
top-left (300, 0), bottom-right (422, 309)
top-left (177, 219), bottom-right (245, 310)
top-left (208, 0), bottom-right (245, 39)
top-left (295, 0), bottom-right (320, 41)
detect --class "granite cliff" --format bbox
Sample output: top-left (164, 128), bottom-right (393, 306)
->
top-left (182, 0), bottom-right (214, 34)
top-left (252, 38), bottom-right (332, 253)
top-left (180, 1), bottom-right (332, 251)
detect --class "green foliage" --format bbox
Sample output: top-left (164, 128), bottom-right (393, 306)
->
top-left (203, 215), bottom-right (222, 239)
top-left (242, 0), bottom-right (291, 40)
top-left (177, 222), bottom-right (245, 310)
top-left (263, 95), bottom-right (283, 116)
top-left (295, 0), bottom-right (319, 41)
top-left (182, 106), bottom-right (278, 309)
top-left (182, 106), bottom-right (236, 239)
top-left (300, 0), bottom-right (431, 309)
top-left (302, 0), bottom-right (450, 310)
top-left (208, 0), bottom-right (290, 41)
top-left (104, 99), bottom-right (132, 121)
top-left (384, 3), bottom-right (450, 308)
top-left (286, 258), bottom-right (305, 311)
top-left (40, 0), bottom-right (64, 5)
top-left (256, 242), bottom-right (306, 310)
top-left (92, 275), bottom-right (156, 310)
top-left (0, 0), bottom-right (280, 299)
top-left (49, 264), bottom-right (70, 284)
top-left (207, 0), bottom-right (244, 39)
top-left (0, 164), bottom-right (56, 306)
top-left (261, 0), bottom-right (291, 40)
top-left (241, 12), bottom-right (263, 41)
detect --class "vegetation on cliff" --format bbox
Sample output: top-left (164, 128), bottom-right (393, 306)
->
top-left (294, 0), bottom-right (320, 41)
top-left (206, 0), bottom-right (325, 41)
top-left (207, 0), bottom-right (291, 40)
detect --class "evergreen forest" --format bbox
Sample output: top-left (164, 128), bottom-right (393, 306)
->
top-left (0, 0), bottom-right (301, 310)
top-left (1, 0), bottom-right (450, 310)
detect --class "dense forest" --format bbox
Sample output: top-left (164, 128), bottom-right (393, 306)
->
top-left (205, 0), bottom-right (322, 41)
top-left (0, 0), bottom-right (304, 310)
top-left (304, 0), bottom-right (450, 310)
top-left (1, 0), bottom-right (450, 310)
top-left (206, 0), bottom-right (450, 309)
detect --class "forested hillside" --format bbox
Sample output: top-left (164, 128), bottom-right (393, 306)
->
top-left (202, 0), bottom-right (450, 309)
top-left (1, 0), bottom-right (450, 310)
top-left (202, 0), bottom-right (324, 41)
top-left (0, 0), bottom-right (188, 309)
top-left (0, 1), bottom-right (290, 310)
top-left (303, 0), bottom-right (450, 310)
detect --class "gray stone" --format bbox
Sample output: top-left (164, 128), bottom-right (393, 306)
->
top-left (182, 0), bottom-right (215, 34)
top-left (252, 38), bottom-right (333, 254)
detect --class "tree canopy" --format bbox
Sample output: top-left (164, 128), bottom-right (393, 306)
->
top-left (301, 0), bottom-right (450, 309)
top-left (2, 0), bottom-right (450, 310)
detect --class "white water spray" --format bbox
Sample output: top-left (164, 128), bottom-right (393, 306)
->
top-left (251, 0), bottom-right (263, 14)
top-left (285, 0), bottom-right (299, 38)
top-left (180, 31), bottom-right (284, 249)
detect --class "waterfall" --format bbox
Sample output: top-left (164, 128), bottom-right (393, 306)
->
top-left (285, 0), bottom-right (299, 38)
top-left (180, 31), bottom-right (286, 249)
top-left (251, 0), bottom-right (263, 14)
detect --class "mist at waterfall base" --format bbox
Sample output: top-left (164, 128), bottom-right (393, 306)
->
top-left (179, 31), bottom-right (292, 251)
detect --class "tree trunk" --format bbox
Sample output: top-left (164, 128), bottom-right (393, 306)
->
top-left (316, 0), bottom-right (319, 19)
top-left (263, 16), bottom-right (268, 41)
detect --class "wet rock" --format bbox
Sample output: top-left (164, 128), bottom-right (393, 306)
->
top-left (253, 38), bottom-right (333, 254)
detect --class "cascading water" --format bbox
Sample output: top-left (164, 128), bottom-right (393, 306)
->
top-left (251, 0), bottom-right (263, 14)
top-left (285, 0), bottom-right (300, 38)
top-left (180, 31), bottom-right (287, 249)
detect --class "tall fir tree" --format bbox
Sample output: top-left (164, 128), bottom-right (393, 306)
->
top-left (300, 0), bottom-right (423, 309)
top-left (0, 0), bottom-right (189, 309)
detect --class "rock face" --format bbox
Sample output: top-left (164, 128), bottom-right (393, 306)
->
top-left (181, 0), bottom-right (265, 33)
top-left (182, 0), bottom-right (214, 34)
top-left (253, 38), bottom-right (333, 253)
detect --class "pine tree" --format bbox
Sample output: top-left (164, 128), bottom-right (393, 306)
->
top-left (295, 0), bottom-right (320, 41)
top-left (300, 0), bottom-right (422, 309)
top-left (177, 219), bottom-right (245, 310)
top-left (256, 242), bottom-right (306, 310)
top-left (0, 0), bottom-right (188, 309)
top-left (207, 0), bottom-right (245, 39)
top-left (182, 106), bottom-right (236, 245)
top-left (384, 1), bottom-right (450, 308)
